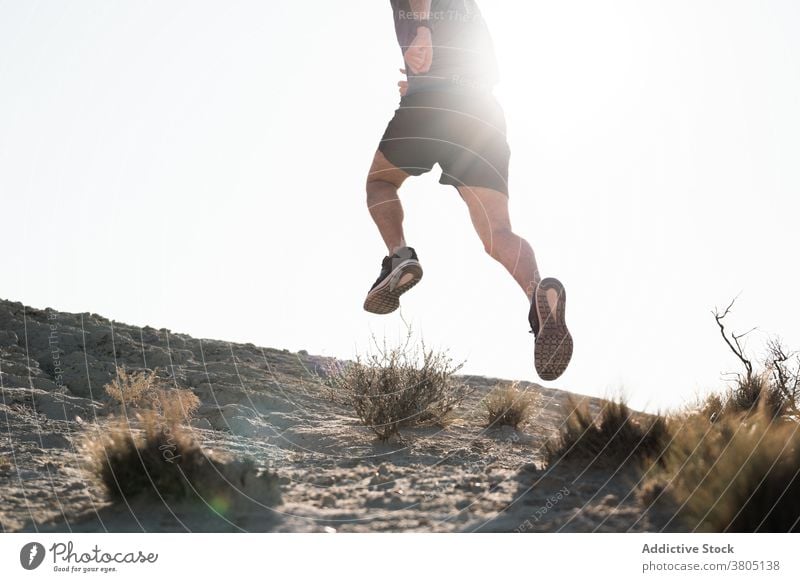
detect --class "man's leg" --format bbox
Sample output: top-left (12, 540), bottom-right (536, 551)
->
top-left (458, 186), bottom-right (541, 303)
top-left (363, 150), bottom-right (423, 315)
top-left (366, 150), bottom-right (410, 255)
top-left (459, 185), bottom-right (572, 380)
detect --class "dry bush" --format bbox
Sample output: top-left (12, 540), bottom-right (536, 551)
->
top-left (325, 333), bottom-right (471, 441)
top-left (84, 415), bottom-right (280, 506)
top-left (105, 367), bottom-right (199, 424)
top-left (105, 367), bottom-right (156, 406)
top-left (696, 375), bottom-right (789, 423)
top-left (700, 393), bottom-right (725, 422)
top-left (712, 300), bottom-right (798, 420)
top-left (87, 416), bottom-right (203, 500)
top-left (729, 373), bottom-right (786, 418)
top-left (483, 383), bottom-right (538, 430)
top-left (151, 388), bottom-right (200, 425)
top-left (765, 337), bottom-right (800, 415)
top-left (641, 406), bottom-right (800, 532)
top-left (545, 398), bottom-right (671, 469)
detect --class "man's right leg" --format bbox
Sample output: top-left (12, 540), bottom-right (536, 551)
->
top-left (366, 150), bottom-right (410, 255)
top-left (363, 150), bottom-right (423, 314)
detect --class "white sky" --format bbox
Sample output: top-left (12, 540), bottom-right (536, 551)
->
top-left (1, 0), bottom-right (799, 411)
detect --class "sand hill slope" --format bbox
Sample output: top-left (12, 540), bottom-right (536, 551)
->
top-left (0, 298), bottom-right (661, 532)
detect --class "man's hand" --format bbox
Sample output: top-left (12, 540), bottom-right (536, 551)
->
top-left (403, 26), bottom-right (433, 75)
top-left (398, 68), bottom-right (408, 96)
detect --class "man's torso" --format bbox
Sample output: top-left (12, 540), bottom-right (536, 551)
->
top-left (390, 0), bottom-right (499, 95)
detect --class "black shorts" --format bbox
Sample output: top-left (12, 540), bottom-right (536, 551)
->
top-left (378, 90), bottom-right (511, 196)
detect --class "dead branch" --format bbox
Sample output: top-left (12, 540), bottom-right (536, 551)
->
top-left (713, 297), bottom-right (753, 380)
top-left (766, 337), bottom-right (800, 416)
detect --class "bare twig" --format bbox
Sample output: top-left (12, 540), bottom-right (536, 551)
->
top-left (713, 298), bottom-right (754, 380)
top-left (766, 337), bottom-right (800, 417)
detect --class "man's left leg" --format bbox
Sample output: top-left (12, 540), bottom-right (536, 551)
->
top-left (458, 186), bottom-right (540, 302)
top-left (458, 185), bottom-right (573, 381)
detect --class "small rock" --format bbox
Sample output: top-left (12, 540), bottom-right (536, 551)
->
top-left (203, 403), bottom-right (259, 431)
top-left (600, 494), bottom-right (619, 506)
top-left (364, 494), bottom-right (387, 509)
top-left (455, 498), bottom-right (472, 510)
top-left (226, 416), bottom-right (263, 437)
top-left (0, 330), bottom-right (19, 345)
top-left (314, 475), bottom-right (336, 487)
top-left (369, 473), bottom-right (395, 490)
top-left (190, 418), bottom-right (213, 431)
top-left (385, 495), bottom-right (406, 510)
top-left (17, 432), bottom-right (70, 449)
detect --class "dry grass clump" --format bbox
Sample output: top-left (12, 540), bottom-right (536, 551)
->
top-left (87, 416), bottom-right (204, 500)
top-left (85, 415), bottom-right (280, 507)
top-left (545, 398), bottom-right (671, 469)
top-left (152, 388), bottom-right (200, 423)
top-left (641, 406), bottom-right (800, 532)
top-left (325, 333), bottom-right (471, 441)
top-left (105, 367), bottom-right (199, 424)
top-left (105, 367), bottom-right (155, 406)
top-left (728, 373), bottom-right (786, 417)
top-left (704, 373), bottom-right (789, 421)
top-left (87, 366), bottom-right (279, 509)
top-left (699, 393), bottom-right (725, 422)
top-left (483, 383), bottom-right (538, 430)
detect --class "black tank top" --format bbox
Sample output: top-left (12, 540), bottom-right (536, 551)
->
top-left (390, 0), bottom-right (500, 95)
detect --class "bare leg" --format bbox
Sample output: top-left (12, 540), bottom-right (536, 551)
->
top-left (460, 186), bottom-right (572, 380)
top-left (366, 151), bottom-right (410, 255)
top-left (458, 186), bottom-right (541, 303)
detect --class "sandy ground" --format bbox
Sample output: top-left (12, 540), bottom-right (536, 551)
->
top-left (0, 298), bottom-right (665, 533)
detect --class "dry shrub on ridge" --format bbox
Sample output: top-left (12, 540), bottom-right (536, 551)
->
top-left (87, 367), bottom-right (282, 508)
top-left (483, 383), bottom-right (538, 430)
top-left (641, 405), bottom-right (800, 532)
top-left (84, 414), bottom-right (280, 506)
top-left (545, 398), bottom-right (671, 469)
top-left (725, 373), bottom-right (786, 419)
top-left (695, 374), bottom-right (790, 423)
top-left (86, 416), bottom-right (204, 500)
top-left (105, 367), bottom-right (199, 424)
top-left (325, 333), bottom-right (471, 441)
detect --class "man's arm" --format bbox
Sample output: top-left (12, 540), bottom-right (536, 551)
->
top-left (404, 0), bottom-right (433, 74)
top-left (398, 68), bottom-right (409, 96)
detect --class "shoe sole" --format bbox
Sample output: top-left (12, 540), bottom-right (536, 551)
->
top-left (534, 277), bottom-right (573, 381)
top-left (363, 260), bottom-right (423, 315)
